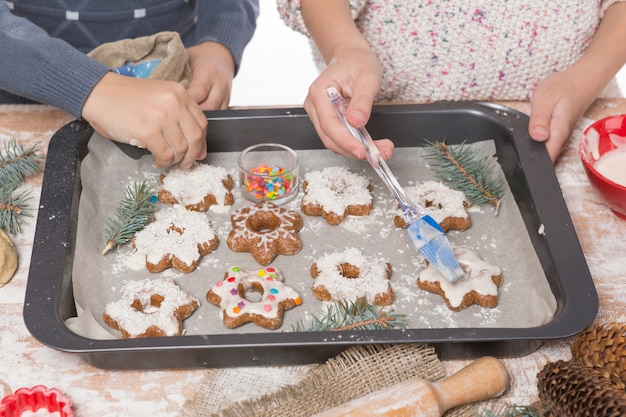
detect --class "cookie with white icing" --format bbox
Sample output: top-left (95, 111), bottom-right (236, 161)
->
top-left (417, 247), bottom-right (502, 311)
top-left (227, 200), bottom-right (303, 265)
top-left (103, 277), bottom-right (199, 338)
top-left (206, 266), bottom-right (302, 329)
top-left (132, 204), bottom-right (218, 273)
top-left (394, 181), bottom-right (470, 232)
top-left (158, 163), bottom-right (234, 211)
top-left (310, 247), bottom-right (393, 306)
top-left (301, 166), bottom-right (372, 225)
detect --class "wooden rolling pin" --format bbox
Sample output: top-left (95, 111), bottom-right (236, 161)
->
top-left (312, 356), bottom-right (510, 417)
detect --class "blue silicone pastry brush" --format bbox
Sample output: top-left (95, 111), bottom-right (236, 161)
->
top-left (327, 87), bottom-right (464, 282)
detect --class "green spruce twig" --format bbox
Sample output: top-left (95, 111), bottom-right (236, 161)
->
top-left (423, 140), bottom-right (506, 215)
top-left (102, 180), bottom-right (156, 255)
top-left (0, 185), bottom-right (33, 235)
top-left (479, 404), bottom-right (552, 417)
top-left (293, 300), bottom-right (407, 332)
top-left (0, 139), bottom-right (43, 186)
top-left (0, 139), bottom-right (42, 234)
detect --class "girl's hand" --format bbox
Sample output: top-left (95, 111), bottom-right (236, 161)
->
top-left (304, 46), bottom-right (394, 160)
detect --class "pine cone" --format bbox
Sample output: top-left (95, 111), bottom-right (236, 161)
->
top-left (537, 360), bottom-right (626, 417)
top-left (571, 322), bottom-right (626, 389)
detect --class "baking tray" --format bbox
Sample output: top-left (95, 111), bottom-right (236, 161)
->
top-left (23, 102), bottom-right (598, 369)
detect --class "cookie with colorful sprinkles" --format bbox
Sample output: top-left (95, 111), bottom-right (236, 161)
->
top-left (206, 266), bottom-right (302, 329)
top-left (158, 162), bottom-right (234, 211)
top-left (301, 166), bottom-right (372, 225)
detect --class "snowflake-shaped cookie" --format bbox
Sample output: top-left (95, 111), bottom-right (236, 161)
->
top-left (227, 200), bottom-right (303, 265)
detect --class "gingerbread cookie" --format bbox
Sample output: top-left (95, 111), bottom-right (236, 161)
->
top-left (158, 163), bottom-right (234, 211)
top-left (310, 247), bottom-right (393, 306)
top-left (417, 247), bottom-right (502, 311)
top-left (0, 228), bottom-right (17, 287)
top-left (394, 181), bottom-right (470, 232)
top-left (206, 266), bottom-right (302, 329)
top-left (132, 205), bottom-right (218, 273)
top-left (103, 277), bottom-right (199, 338)
top-left (301, 166), bottom-right (372, 225)
top-left (227, 200), bottom-right (303, 265)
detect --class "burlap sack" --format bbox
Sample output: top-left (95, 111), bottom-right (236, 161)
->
top-left (180, 344), bottom-right (474, 417)
top-left (88, 31), bottom-right (192, 86)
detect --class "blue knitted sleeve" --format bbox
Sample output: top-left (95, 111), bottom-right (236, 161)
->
top-left (0, 3), bottom-right (110, 117)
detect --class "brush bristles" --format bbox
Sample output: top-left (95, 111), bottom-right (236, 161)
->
top-left (406, 215), bottom-right (464, 282)
top-left (419, 234), bottom-right (464, 282)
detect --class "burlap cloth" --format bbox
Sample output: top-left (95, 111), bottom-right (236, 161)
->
top-left (181, 344), bottom-right (474, 417)
top-left (87, 31), bottom-right (192, 86)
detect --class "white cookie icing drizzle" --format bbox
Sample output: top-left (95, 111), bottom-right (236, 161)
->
top-left (133, 205), bottom-right (216, 268)
top-left (104, 277), bottom-right (198, 337)
top-left (312, 247), bottom-right (391, 305)
top-left (228, 200), bottom-right (301, 251)
top-left (402, 181), bottom-right (469, 223)
top-left (418, 247), bottom-right (501, 308)
top-left (302, 166), bottom-right (372, 216)
top-left (161, 163), bottom-right (232, 206)
top-left (210, 266), bottom-right (301, 320)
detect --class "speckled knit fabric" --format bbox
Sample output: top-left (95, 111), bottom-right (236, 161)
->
top-left (277, 0), bottom-right (624, 102)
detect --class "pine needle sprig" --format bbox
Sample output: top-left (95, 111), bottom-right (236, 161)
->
top-left (422, 140), bottom-right (506, 215)
top-left (0, 185), bottom-right (33, 235)
top-left (0, 139), bottom-right (43, 186)
top-left (293, 300), bottom-right (407, 332)
top-left (102, 180), bottom-right (156, 255)
top-left (479, 404), bottom-right (552, 417)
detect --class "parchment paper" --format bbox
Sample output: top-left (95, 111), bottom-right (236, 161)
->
top-left (67, 133), bottom-right (556, 339)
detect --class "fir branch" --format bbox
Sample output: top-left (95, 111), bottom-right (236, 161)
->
top-left (0, 139), bottom-right (43, 187)
top-left (479, 405), bottom-right (552, 417)
top-left (293, 300), bottom-right (407, 332)
top-left (423, 140), bottom-right (506, 215)
top-left (102, 180), bottom-right (156, 255)
top-left (0, 186), bottom-right (33, 235)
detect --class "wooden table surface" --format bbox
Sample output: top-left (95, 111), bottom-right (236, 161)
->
top-left (1, 100), bottom-right (625, 416)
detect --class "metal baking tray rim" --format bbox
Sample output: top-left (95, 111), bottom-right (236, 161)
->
top-left (23, 102), bottom-right (598, 369)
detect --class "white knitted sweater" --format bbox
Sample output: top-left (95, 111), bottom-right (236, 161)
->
top-left (277, 0), bottom-right (623, 102)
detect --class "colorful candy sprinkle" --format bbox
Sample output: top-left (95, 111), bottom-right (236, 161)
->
top-left (244, 164), bottom-right (294, 201)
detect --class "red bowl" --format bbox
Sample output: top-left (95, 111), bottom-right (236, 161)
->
top-left (0, 386), bottom-right (73, 417)
top-left (579, 114), bottom-right (626, 220)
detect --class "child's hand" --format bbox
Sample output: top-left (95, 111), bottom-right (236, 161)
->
top-left (82, 72), bottom-right (208, 169)
top-left (529, 68), bottom-right (595, 164)
top-left (186, 41), bottom-right (236, 110)
top-left (304, 46), bottom-right (394, 160)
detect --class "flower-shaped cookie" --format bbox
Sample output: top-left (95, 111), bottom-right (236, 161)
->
top-left (158, 163), bottom-right (234, 211)
top-left (227, 200), bottom-right (303, 265)
top-left (394, 181), bottom-right (471, 232)
top-left (206, 266), bottom-right (302, 329)
top-left (417, 247), bottom-right (502, 311)
top-left (310, 247), bottom-right (393, 306)
top-left (301, 166), bottom-right (372, 225)
top-left (133, 205), bottom-right (218, 273)
top-left (103, 277), bottom-right (199, 338)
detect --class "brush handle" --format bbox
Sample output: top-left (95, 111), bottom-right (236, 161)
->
top-left (326, 87), bottom-right (419, 216)
top-left (311, 356), bottom-right (509, 417)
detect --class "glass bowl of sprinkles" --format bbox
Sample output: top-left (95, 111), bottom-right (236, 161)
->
top-left (238, 143), bottom-right (299, 204)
